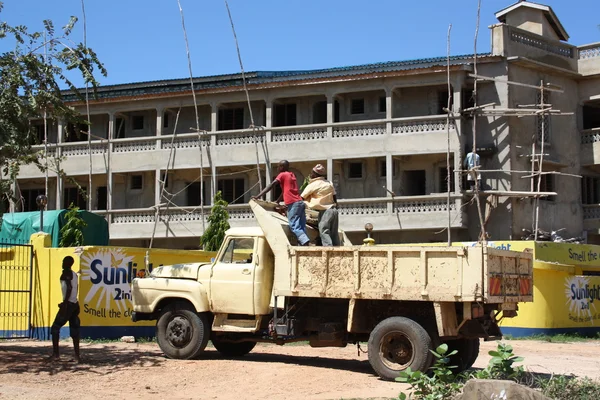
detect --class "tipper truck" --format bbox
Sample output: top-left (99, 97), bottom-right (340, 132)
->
top-left (131, 199), bottom-right (533, 380)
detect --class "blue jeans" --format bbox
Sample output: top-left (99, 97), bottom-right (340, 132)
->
top-left (287, 201), bottom-right (310, 245)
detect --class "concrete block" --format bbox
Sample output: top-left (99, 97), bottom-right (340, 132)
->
top-left (458, 379), bottom-right (551, 400)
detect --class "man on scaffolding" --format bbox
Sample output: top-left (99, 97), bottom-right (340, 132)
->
top-left (464, 149), bottom-right (482, 191)
top-left (253, 160), bottom-right (310, 246)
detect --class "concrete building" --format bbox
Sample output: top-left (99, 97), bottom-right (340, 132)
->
top-left (8, 1), bottom-right (600, 247)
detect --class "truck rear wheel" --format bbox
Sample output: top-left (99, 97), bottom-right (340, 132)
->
top-left (445, 338), bottom-right (480, 372)
top-left (212, 338), bottom-right (256, 357)
top-left (156, 302), bottom-right (209, 360)
top-left (367, 316), bottom-right (433, 381)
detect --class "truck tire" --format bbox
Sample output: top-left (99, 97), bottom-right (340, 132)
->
top-left (367, 316), bottom-right (433, 381)
top-left (156, 302), bottom-right (209, 360)
top-left (445, 338), bottom-right (480, 372)
top-left (212, 338), bottom-right (257, 357)
top-left (464, 338), bottom-right (480, 369)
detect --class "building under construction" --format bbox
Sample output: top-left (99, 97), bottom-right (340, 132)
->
top-left (8, 1), bottom-right (600, 247)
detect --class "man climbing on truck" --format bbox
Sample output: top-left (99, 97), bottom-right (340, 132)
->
top-left (253, 160), bottom-right (310, 246)
top-left (301, 163), bottom-right (339, 246)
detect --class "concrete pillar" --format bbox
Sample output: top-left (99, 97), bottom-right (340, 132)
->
top-left (386, 154), bottom-right (393, 195)
top-left (210, 102), bottom-right (218, 147)
top-left (156, 107), bottom-right (163, 150)
top-left (326, 93), bottom-right (334, 138)
top-left (265, 99), bottom-right (273, 143)
top-left (451, 74), bottom-right (464, 114)
top-left (451, 74), bottom-right (465, 194)
top-left (107, 113), bottom-right (114, 213)
top-left (9, 180), bottom-right (16, 213)
top-left (386, 154), bottom-right (394, 213)
top-left (386, 88), bottom-right (393, 135)
top-left (327, 158), bottom-right (334, 183)
top-left (155, 168), bottom-right (161, 208)
top-left (211, 163), bottom-right (217, 203)
top-left (56, 120), bottom-right (64, 210)
top-left (56, 173), bottom-right (63, 210)
top-left (454, 151), bottom-right (461, 194)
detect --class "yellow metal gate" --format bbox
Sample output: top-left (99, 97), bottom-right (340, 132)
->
top-left (0, 240), bottom-right (34, 339)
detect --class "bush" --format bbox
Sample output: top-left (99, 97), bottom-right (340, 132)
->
top-left (59, 204), bottom-right (87, 247)
top-left (397, 343), bottom-right (465, 400)
top-left (540, 375), bottom-right (600, 400)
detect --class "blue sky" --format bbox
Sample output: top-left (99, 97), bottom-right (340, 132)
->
top-left (1, 0), bottom-right (598, 87)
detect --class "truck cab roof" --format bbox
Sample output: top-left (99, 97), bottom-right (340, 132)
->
top-left (225, 227), bottom-right (265, 237)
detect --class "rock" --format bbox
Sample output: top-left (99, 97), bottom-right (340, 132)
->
top-left (457, 379), bottom-right (551, 400)
top-left (121, 336), bottom-right (135, 343)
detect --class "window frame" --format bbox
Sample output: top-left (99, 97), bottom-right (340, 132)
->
top-left (132, 115), bottom-right (145, 131)
top-left (218, 237), bottom-right (255, 264)
top-left (350, 98), bottom-right (365, 115)
top-left (378, 96), bottom-right (387, 114)
top-left (347, 161), bottom-right (364, 180)
top-left (129, 174), bottom-right (144, 191)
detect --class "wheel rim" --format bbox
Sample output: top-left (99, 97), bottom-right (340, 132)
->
top-left (379, 331), bottom-right (415, 370)
top-left (166, 315), bottom-right (193, 348)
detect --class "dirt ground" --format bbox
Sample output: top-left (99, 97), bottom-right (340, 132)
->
top-left (1, 339), bottom-right (599, 400)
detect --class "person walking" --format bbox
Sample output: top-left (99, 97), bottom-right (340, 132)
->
top-left (253, 160), bottom-right (310, 246)
top-left (48, 256), bottom-right (80, 362)
top-left (301, 164), bottom-right (340, 246)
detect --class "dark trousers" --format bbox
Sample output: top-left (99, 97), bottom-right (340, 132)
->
top-left (318, 207), bottom-right (340, 246)
top-left (51, 302), bottom-right (80, 339)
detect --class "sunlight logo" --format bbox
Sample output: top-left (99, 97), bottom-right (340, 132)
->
top-left (80, 249), bottom-right (135, 313)
top-left (564, 276), bottom-right (600, 323)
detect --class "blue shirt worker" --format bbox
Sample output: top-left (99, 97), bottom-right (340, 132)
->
top-left (464, 151), bottom-right (481, 191)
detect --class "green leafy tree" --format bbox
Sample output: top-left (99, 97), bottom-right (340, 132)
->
top-left (200, 191), bottom-right (230, 251)
top-left (59, 203), bottom-right (87, 247)
top-left (0, 1), bottom-right (106, 220)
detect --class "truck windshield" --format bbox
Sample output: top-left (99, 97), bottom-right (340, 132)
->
top-left (220, 238), bottom-right (254, 264)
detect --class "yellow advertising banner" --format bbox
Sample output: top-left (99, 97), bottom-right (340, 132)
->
top-left (563, 275), bottom-right (600, 324)
top-left (78, 246), bottom-right (215, 328)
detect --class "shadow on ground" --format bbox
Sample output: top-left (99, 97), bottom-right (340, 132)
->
top-left (0, 342), bottom-right (375, 378)
top-left (200, 348), bottom-right (375, 375)
top-left (0, 343), bottom-right (165, 376)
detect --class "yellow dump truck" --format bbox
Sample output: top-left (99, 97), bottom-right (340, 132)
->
top-left (131, 200), bottom-right (533, 381)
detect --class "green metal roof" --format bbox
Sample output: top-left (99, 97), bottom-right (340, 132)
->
top-left (65, 53), bottom-right (493, 102)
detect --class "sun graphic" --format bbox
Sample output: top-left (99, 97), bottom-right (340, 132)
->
top-left (80, 248), bottom-right (135, 314)
top-left (564, 276), bottom-right (595, 323)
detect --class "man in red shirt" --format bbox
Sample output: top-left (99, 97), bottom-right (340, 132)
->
top-left (253, 160), bottom-right (310, 246)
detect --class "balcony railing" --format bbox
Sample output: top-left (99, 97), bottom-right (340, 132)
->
top-left (392, 116), bottom-right (451, 135)
top-left (581, 128), bottom-right (600, 145)
top-left (109, 204), bottom-right (253, 225)
top-left (33, 115), bottom-right (460, 155)
top-left (113, 137), bottom-right (156, 153)
top-left (583, 205), bottom-right (600, 221)
top-left (106, 195), bottom-right (462, 227)
top-left (509, 26), bottom-right (575, 59)
top-left (579, 43), bottom-right (600, 60)
top-left (61, 141), bottom-right (108, 156)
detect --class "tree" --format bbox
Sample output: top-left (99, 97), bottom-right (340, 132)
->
top-left (0, 2), bottom-right (106, 220)
top-left (200, 191), bottom-right (230, 251)
top-left (59, 203), bottom-right (87, 247)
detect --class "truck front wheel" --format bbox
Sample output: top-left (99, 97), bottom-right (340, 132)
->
top-left (156, 302), bottom-right (210, 359)
top-left (444, 338), bottom-right (480, 372)
top-left (368, 316), bottom-right (433, 381)
top-left (212, 337), bottom-right (257, 357)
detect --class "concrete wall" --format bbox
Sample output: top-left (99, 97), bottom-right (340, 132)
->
top-left (504, 7), bottom-right (561, 41)
top-left (508, 64), bottom-right (582, 238)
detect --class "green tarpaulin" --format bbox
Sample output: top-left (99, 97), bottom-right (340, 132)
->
top-left (0, 210), bottom-right (109, 246)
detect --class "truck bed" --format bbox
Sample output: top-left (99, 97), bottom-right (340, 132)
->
top-left (249, 200), bottom-right (533, 304)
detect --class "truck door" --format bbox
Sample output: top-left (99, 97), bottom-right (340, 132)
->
top-left (210, 237), bottom-right (256, 315)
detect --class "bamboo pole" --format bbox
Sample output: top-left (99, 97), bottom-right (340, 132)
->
top-left (446, 23), bottom-right (452, 246)
top-left (177, 0), bottom-right (205, 232)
